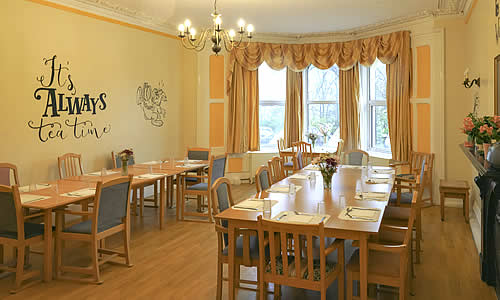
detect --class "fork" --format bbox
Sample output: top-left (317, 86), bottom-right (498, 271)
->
top-left (345, 211), bottom-right (375, 221)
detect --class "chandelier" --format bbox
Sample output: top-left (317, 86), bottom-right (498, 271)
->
top-left (177, 0), bottom-right (254, 55)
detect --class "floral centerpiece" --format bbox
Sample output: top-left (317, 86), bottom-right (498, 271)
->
top-left (318, 123), bottom-right (332, 146)
top-left (306, 132), bottom-right (319, 148)
top-left (118, 149), bottom-right (134, 175)
top-left (461, 114), bottom-right (500, 159)
top-left (313, 153), bottom-right (338, 190)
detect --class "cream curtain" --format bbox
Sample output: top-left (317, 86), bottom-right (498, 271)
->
top-left (226, 62), bottom-right (260, 153)
top-left (386, 33), bottom-right (413, 161)
top-left (339, 64), bottom-right (360, 151)
top-left (284, 68), bottom-right (303, 148)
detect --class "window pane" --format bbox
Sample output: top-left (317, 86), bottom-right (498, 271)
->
top-left (307, 103), bottom-right (339, 147)
top-left (372, 105), bottom-right (390, 150)
top-left (307, 65), bottom-right (339, 101)
top-left (259, 62), bottom-right (286, 101)
top-left (259, 105), bottom-right (285, 149)
top-left (369, 59), bottom-right (386, 101)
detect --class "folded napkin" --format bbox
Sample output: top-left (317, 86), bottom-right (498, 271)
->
top-left (289, 173), bottom-right (310, 180)
top-left (342, 165), bottom-right (365, 169)
top-left (176, 159), bottom-right (202, 163)
top-left (371, 168), bottom-right (395, 174)
top-left (232, 199), bottom-right (278, 211)
top-left (20, 194), bottom-right (51, 204)
top-left (366, 178), bottom-right (393, 184)
top-left (266, 185), bottom-right (303, 193)
top-left (355, 192), bottom-right (389, 201)
top-left (338, 206), bottom-right (381, 222)
top-left (62, 188), bottom-right (96, 198)
top-left (177, 163), bottom-right (206, 168)
top-left (304, 165), bottom-right (321, 171)
top-left (19, 184), bottom-right (52, 193)
top-left (87, 171), bottom-right (119, 176)
top-left (134, 173), bottom-right (165, 179)
top-left (273, 211), bottom-right (330, 224)
top-left (142, 161), bottom-right (163, 165)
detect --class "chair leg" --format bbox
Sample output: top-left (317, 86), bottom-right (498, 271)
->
top-left (347, 271), bottom-right (353, 300)
top-left (123, 220), bottom-right (133, 267)
top-left (274, 284), bottom-right (281, 300)
top-left (338, 244), bottom-right (345, 300)
top-left (91, 240), bottom-right (102, 284)
top-left (139, 188), bottom-right (145, 217)
top-left (132, 189), bottom-right (138, 216)
top-left (216, 261), bottom-right (223, 300)
top-left (235, 264), bottom-right (240, 288)
top-left (13, 246), bottom-right (25, 292)
top-left (207, 194), bottom-right (214, 223)
top-left (154, 182), bottom-right (159, 207)
top-left (181, 184), bottom-right (186, 221)
top-left (55, 213), bottom-right (63, 279)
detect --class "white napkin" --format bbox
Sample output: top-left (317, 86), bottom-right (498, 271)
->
top-left (176, 160), bottom-right (202, 163)
top-left (289, 173), bottom-right (310, 180)
top-left (371, 168), bottom-right (395, 174)
top-left (366, 178), bottom-right (393, 184)
top-left (86, 171), bottom-right (119, 176)
top-left (177, 163), bottom-right (206, 168)
top-left (142, 161), bottom-right (162, 165)
top-left (266, 185), bottom-right (303, 193)
top-left (62, 188), bottom-right (96, 197)
top-left (273, 211), bottom-right (330, 224)
top-left (338, 206), bottom-right (380, 222)
top-left (232, 199), bottom-right (278, 211)
top-left (134, 173), bottom-right (164, 179)
top-left (355, 192), bottom-right (389, 201)
top-left (304, 165), bottom-right (321, 171)
top-left (19, 184), bottom-right (52, 193)
top-left (20, 194), bottom-right (51, 204)
top-left (342, 165), bottom-right (365, 169)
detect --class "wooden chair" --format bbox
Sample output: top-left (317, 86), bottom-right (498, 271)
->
top-left (293, 150), bottom-right (304, 172)
top-left (184, 147), bottom-right (211, 211)
top-left (343, 149), bottom-right (369, 166)
top-left (439, 180), bottom-right (470, 223)
top-left (55, 176), bottom-right (133, 283)
top-left (256, 215), bottom-right (345, 300)
top-left (396, 152), bottom-right (435, 206)
top-left (58, 153), bottom-right (84, 179)
top-left (268, 157), bottom-right (286, 184)
top-left (347, 192), bottom-right (416, 300)
top-left (292, 141), bottom-right (313, 166)
top-left (111, 151), bottom-right (158, 215)
top-left (277, 138), bottom-right (294, 175)
top-left (0, 185), bottom-right (49, 293)
top-left (181, 154), bottom-right (227, 223)
top-left (334, 139), bottom-right (345, 158)
top-left (211, 177), bottom-right (262, 300)
top-left (0, 163), bottom-right (20, 186)
top-left (255, 166), bottom-right (272, 193)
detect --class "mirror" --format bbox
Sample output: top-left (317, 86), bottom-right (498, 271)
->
top-left (495, 55), bottom-right (500, 114)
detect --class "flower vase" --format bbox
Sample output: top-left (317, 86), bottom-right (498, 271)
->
top-left (323, 136), bottom-right (328, 146)
top-left (464, 135), bottom-right (475, 148)
top-left (484, 143), bottom-right (492, 160)
top-left (121, 159), bottom-right (128, 175)
top-left (476, 143), bottom-right (484, 158)
top-left (322, 173), bottom-right (333, 190)
top-left (312, 140), bottom-right (316, 149)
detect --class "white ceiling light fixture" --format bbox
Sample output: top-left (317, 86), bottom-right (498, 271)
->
top-left (177, 0), bottom-right (254, 55)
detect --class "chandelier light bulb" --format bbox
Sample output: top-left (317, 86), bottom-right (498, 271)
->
top-left (215, 15), bottom-right (222, 25)
top-left (238, 19), bottom-right (245, 29)
top-left (228, 29), bottom-right (236, 41)
top-left (178, 24), bottom-right (185, 32)
top-left (247, 24), bottom-right (254, 33)
top-left (184, 19), bottom-right (191, 28)
top-left (190, 28), bottom-right (196, 39)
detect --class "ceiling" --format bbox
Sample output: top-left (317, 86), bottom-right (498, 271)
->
top-left (55, 0), bottom-right (470, 35)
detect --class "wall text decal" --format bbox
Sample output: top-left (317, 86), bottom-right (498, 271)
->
top-left (136, 81), bottom-right (167, 127)
top-left (28, 55), bottom-right (111, 142)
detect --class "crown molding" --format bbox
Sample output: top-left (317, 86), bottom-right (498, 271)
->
top-left (43, 0), bottom-right (467, 43)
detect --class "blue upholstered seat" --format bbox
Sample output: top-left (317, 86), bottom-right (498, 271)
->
top-left (0, 223), bottom-right (49, 239)
top-left (64, 219), bottom-right (122, 234)
top-left (184, 177), bottom-right (199, 183)
top-left (188, 150), bottom-right (210, 161)
top-left (388, 192), bottom-right (413, 205)
top-left (284, 162), bottom-right (293, 167)
top-left (187, 182), bottom-right (209, 191)
top-left (258, 170), bottom-right (270, 191)
top-left (345, 151), bottom-right (366, 166)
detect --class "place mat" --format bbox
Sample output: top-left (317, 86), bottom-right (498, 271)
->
top-left (266, 185), bottom-right (303, 193)
top-left (62, 188), bottom-right (96, 198)
top-left (133, 173), bottom-right (165, 180)
top-left (19, 184), bottom-right (52, 193)
top-left (366, 178), bottom-right (393, 184)
top-left (86, 170), bottom-right (119, 176)
top-left (304, 165), bottom-right (321, 171)
top-left (289, 173), bottom-right (311, 180)
top-left (142, 161), bottom-right (163, 165)
top-left (355, 192), bottom-right (389, 201)
top-left (338, 206), bottom-right (381, 222)
top-left (20, 194), bottom-right (51, 204)
top-left (342, 165), bottom-right (365, 169)
top-left (371, 168), bottom-right (395, 174)
top-left (232, 199), bottom-right (279, 211)
top-left (273, 211), bottom-right (330, 224)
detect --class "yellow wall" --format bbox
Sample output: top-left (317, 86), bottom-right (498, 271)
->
top-left (0, 0), bottom-right (197, 184)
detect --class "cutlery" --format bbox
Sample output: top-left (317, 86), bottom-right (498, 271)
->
top-left (348, 207), bottom-right (379, 212)
top-left (277, 213), bottom-right (287, 221)
top-left (319, 216), bottom-right (327, 223)
top-left (345, 211), bottom-right (375, 221)
top-left (233, 206), bottom-right (258, 210)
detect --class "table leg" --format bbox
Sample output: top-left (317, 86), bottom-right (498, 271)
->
top-left (228, 221), bottom-right (236, 300)
top-left (440, 191), bottom-right (445, 221)
top-left (160, 178), bottom-right (165, 229)
top-left (359, 235), bottom-right (368, 300)
top-left (44, 209), bottom-right (53, 282)
top-left (176, 175), bottom-right (182, 221)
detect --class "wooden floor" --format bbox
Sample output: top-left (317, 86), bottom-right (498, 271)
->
top-left (0, 183), bottom-right (496, 299)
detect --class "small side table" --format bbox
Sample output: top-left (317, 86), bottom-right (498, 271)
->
top-left (439, 180), bottom-right (470, 223)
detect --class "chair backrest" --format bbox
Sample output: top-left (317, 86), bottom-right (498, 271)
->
top-left (293, 151), bottom-right (304, 171)
top-left (187, 147), bottom-right (211, 161)
top-left (209, 154), bottom-right (227, 186)
top-left (344, 149), bottom-right (369, 166)
top-left (92, 176), bottom-right (132, 233)
top-left (268, 157), bottom-right (285, 184)
top-left (277, 138), bottom-right (285, 153)
top-left (292, 141), bottom-right (312, 165)
top-left (211, 177), bottom-right (234, 247)
top-left (0, 185), bottom-right (24, 241)
top-left (58, 153), bottom-right (84, 179)
top-left (334, 139), bottom-right (345, 158)
top-left (0, 163), bottom-right (19, 186)
top-left (410, 152), bottom-right (434, 184)
top-left (415, 158), bottom-right (427, 203)
top-left (255, 166), bottom-right (272, 193)
top-left (111, 151), bottom-right (135, 169)
top-left (257, 215), bottom-right (330, 287)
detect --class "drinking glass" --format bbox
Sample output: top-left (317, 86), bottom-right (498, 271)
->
top-left (317, 201), bottom-right (326, 215)
top-left (148, 165), bottom-right (153, 174)
top-left (289, 183), bottom-right (296, 196)
top-left (339, 194), bottom-right (346, 210)
top-left (184, 157), bottom-right (189, 165)
top-left (101, 168), bottom-right (107, 176)
top-left (170, 157), bottom-right (175, 168)
top-left (263, 200), bottom-right (272, 218)
top-left (29, 183), bottom-right (36, 192)
top-left (310, 172), bottom-right (316, 182)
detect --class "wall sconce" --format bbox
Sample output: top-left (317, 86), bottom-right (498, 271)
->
top-left (464, 68), bottom-right (481, 88)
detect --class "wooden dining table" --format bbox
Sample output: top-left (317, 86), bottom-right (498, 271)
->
top-left (215, 165), bottom-right (395, 300)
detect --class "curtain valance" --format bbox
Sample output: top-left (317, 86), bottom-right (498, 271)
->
top-left (227, 31), bottom-right (410, 95)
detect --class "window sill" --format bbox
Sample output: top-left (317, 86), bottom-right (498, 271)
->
top-left (366, 151), bottom-right (392, 160)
